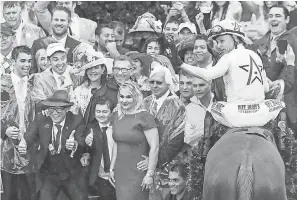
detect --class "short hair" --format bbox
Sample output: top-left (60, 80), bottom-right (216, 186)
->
top-left (170, 162), bottom-right (189, 180)
top-left (51, 6), bottom-right (72, 20)
top-left (195, 34), bottom-right (214, 56)
top-left (3, 1), bottom-right (21, 9)
top-left (269, 5), bottom-right (290, 19)
top-left (179, 69), bottom-right (194, 79)
top-left (11, 45), bottom-right (31, 61)
top-left (165, 18), bottom-right (181, 26)
top-left (150, 65), bottom-right (174, 87)
top-left (110, 21), bottom-right (126, 36)
top-left (113, 55), bottom-right (133, 69)
top-left (94, 98), bottom-right (114, 112)
top-left (143, 37), bottom-right (164, 55)
top-left (95, 22), bottom-right (113, 36)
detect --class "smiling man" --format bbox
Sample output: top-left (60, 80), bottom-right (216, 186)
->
top-left (165, 162), bottom-right (192, 200)
top-left (1, 46), bottom-right (37, 200)
top-left (31, 6), bottom-right (80, 74)
top-left (2, 1), bottom-right (45, 48)
top-left (31, 43), bottom-right (75, 108)
top-left (255, 5), bottom-right (297, 133)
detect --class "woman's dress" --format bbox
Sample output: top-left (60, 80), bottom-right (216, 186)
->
top-left (113, 111), bottom-right (157, 200)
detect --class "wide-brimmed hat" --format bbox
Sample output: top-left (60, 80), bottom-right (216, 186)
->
top-left (126, 51), bottom-right (153, 77)
top-left (74, 51), bottom-right (107, 75)
top-left (41, 90), bottom-right (74, 107)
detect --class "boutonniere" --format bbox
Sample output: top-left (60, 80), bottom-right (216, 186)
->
top-left (65, 127), bottom-right (69, 130)
top-left (45, 124), bottom-right (50, 128)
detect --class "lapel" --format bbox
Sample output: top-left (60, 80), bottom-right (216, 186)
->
top-left (157, 92), bottom-right (173, 116)
top-left (42, 117), bottom-right (53, 149)
top-left (61, 113), bottom-right (72, 150)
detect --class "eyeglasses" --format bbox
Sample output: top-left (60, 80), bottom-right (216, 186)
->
top-left (48, 107), bottom-right (65, 114)
top-left (0, 34), bottom-right (9, 41)
top-left (149, 80), bottom-right (163, 86)
top-left (113, 67), bottom-right (130, 74)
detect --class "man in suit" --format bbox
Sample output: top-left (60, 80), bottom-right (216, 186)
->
top-left (255, 5), bottom-right (297, 133)
top-left (34, 1), bottom-right (97, 44)
top-left (82, 98), bottom-right (116, 200)
top-left (18, 90), bottom-right (87, 200)
top-left (31, 6), bottom-right (80, 74)
top-left (31, 43), bottom-right (76, 109)
top-left (2, 1), bottom-right (46, 48)
top-left (1, 46), bottom-right (37, 200)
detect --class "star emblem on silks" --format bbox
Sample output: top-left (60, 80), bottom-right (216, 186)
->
top-left (239, 55), bottom-right (263, 85)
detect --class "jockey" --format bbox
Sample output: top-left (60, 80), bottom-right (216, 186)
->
top-left (179, 20), bottom-right (287, 129)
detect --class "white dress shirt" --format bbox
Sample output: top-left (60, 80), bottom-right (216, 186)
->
top-left (14, 20), bottom-right (24, 46)
top-left (52, 34), bottom-right (67, 48)
top-left (184, 95), bottom-right (213, 146)
top-left (152, 90), bottom-right (170, 113)
top-left (52, 66), bottom-right (73, 89)
top-left (11, 72), bottom-right (28, 109)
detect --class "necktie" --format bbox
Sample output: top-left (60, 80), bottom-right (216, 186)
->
top-left (101, 127), bottom-right (111, 165)
top-left (152, 101), bottom-right (158, 116)
top-left (54, 124), bottom-right (62, 151)
top-left (59, 76), bottom-right (65, 86)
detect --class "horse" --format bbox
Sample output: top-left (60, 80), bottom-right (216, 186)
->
top-left (203, 127), bottom-right (287, 200)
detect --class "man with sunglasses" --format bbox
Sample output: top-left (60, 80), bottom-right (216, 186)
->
top-left (0, 23), bottom-right (16, 75)
top-left (18, 90), bottom-right (87, 200)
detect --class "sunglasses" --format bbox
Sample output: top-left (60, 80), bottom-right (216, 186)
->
top-left (149, 80), bottom-right (163, 86)
top-left (48, 107), bottom-right (65, 114)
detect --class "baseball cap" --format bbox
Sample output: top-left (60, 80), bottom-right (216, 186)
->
top-left (46, 43), bottom-right (66, 57)
top-left (178, 22), bottom-right (197, 34)
top-left (1, 23), bottom-right (15, 36)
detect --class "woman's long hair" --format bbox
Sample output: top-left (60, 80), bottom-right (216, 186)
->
top-left (212, 1), bottom-right (230, 21)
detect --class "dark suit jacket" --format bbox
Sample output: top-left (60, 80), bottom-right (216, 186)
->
top-left (255, 28), bottom-right (297, 124)
top-left (24, 112), bottom-right (86, 191)
top-left (84, 120), bottom-right (110, 186)
top-left (30, 35), bottom-right (80, 74)
top-left (83, 77), bottom-right (119, 125)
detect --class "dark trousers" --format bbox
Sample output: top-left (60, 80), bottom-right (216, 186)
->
top-left (1, 170), bottom-right (33, 200)
top-left (90, 177), bottom-right (116, 200)
top-left (39, 173), bottom-right (87, 200)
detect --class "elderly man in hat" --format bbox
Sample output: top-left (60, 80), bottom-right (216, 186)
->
top-left (0, 23), bottom-right (16, 75)
top-left (32, 43), bottom-right (77, 106)
top-left (18, 90), bottom-right (87, 200)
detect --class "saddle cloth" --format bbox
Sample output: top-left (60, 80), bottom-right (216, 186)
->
top-left (209, 99), bottom-right (285, 128)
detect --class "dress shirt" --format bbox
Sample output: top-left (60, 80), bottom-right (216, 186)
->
top-left (152, 90), bottom-right (170, 113)
top-left (184, 94), bottom-right (213, 146)
top-left (11, 72), bottom-right (29, 109)
top-left (51, 119), bottom-right (66, 153)
top-left (70, 14), bottom-right (80, 39)
top-left (98, 123), bottom-right (114, 179)
top-left (14, 20), bottom-right (24, 46)
top-left (52, 34), bottom-right (67, 48)
top-left (52, 67), bottom-right (71, 89)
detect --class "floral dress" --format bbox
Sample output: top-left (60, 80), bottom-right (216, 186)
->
top-left (70, 82), bottom-right (95, 116)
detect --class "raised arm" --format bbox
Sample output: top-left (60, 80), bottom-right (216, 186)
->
top-left (180, 55), bottom-right (230, 81)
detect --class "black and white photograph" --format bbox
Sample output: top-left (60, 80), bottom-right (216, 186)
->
top-left (0, 1), bottom-right (297, 200)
